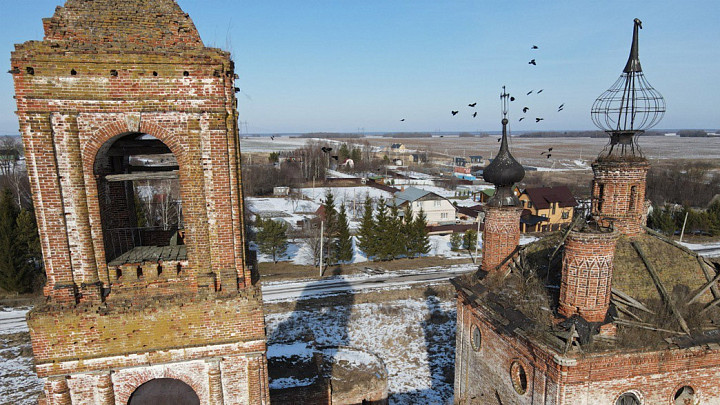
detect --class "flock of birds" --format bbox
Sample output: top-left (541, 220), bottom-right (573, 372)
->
top-left (400, 45), bottom-right (565, 127)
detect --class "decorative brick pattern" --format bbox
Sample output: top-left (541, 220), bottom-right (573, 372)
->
top-left (481, 206), bottom-right (523, 273)
top-left (558, 230), bottom-right (618, 322)
top-left (591, 159), bottom-right (650, 237)
top-left (12, 1), bottom-right (269, 403)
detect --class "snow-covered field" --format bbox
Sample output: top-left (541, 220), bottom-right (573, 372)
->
top-left (254, 234), bottom-right (479, 265)
top-left (0, 307), bottom-right (42, 405)
top-left (266, 296), bottom-right (456, 404)
top-left (298, 186), bottom-right (394, 206)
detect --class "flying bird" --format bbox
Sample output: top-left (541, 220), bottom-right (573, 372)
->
top-left (451, 110), bottom-right (459, 116)
top-left (531, 45), bottom-right (538, 49)
top-left (548, 147), bottom-right (553, 152)
top-left (557, 104), bottom-right (564, 112)
top-left (519, 117), bottom-right (525, 122)
top-left (510, 97), bottom-right (515, 101)
top-left (546, 154), bottom-right (552, 159)
top-left (270, 135), bottom-right (275, 141)
top-left (523, 107), bottom-right (529, 113)
top-left (529, 59), bottom-right (536, 65)
top-left (497, 138), bottom-right (501, 142)
top-left (536, 118), bottom-right (544, 122)
top-left (468, 102), bottom-right (477, 107)
top-left (541, 151), bottom-right (546, 155)
top-left (400, 119), bottom-right (405, 121)
top-left (473, 112), bottom-right (477, 118)
top-left (537, 89), bottom-right (544, 94)
top-left (331, 155), bottom-right (339, 161)
top-left (526, 90), bottom-right (533, 95)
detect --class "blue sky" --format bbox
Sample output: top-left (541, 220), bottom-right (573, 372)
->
top-left (1, 0), bottom-right (718, 134)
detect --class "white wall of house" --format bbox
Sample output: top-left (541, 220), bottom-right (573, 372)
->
top-left (409, 198), bottom-right (456, 225)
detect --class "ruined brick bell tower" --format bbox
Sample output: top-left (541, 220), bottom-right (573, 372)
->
top-left (481, 87), bottom-right (525, 275)
top-left (590, 18), bottom-right (665, 237)
top-left (11, 1), bottom-right (270, 403)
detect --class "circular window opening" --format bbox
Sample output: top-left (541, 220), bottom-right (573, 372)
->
top-left (510, 361), bottom-right (527, 395)
top-left (616, 392), bottom-right (641, 405)
top-left (470, 324), bottom-right (482, 351)
top-left (674, 386), bottom-right (695, 405)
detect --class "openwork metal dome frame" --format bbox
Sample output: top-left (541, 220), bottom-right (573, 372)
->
top-left (591, 18), bottom-right (665, 158)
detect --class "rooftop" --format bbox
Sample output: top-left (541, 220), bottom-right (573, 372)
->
top-left (453, 228), bottom-right (720, 354)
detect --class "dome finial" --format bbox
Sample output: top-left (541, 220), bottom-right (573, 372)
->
top-left (482, 87), bottom-right (525, 207)
top-left (591, 18), bottom-right (665, 158)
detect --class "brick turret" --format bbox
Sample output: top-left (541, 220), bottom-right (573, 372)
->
top-left (558, 229), bottom-right (619, 322)
top-left (481, 205), bottom-right (523, 273)
top-left (591, 158), bottom-right (650, 237)
top-left (481, 87), bottom-right (525, 274)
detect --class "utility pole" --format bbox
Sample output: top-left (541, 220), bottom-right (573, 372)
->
top-left (679, 211), bottom-right (689, 243)
top-left (319, 220), bottom-right (324, 277)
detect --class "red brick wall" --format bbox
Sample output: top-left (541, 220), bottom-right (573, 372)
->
top-left (591, 159), bottom-right (649, 237)
top-left (455, 292), bottom-right (720, 404)
top-left (12, 1), bottom-right (269, 403)
top-left (481, 206), bottom-right (523, 273)
top-left (558, 230), bottom-right (618, 322)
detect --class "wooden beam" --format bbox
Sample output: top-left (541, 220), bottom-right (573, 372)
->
top-left (688, 267), bottom-right (720, 305)
top-left (613, 301), bottom-right (644, 322)
top-left (611, 288), bottom-right (655, 314)
top-left (614, 319), bottom-right (685, 335)
top-left (697, 256), bottom-right (720, 300)
top-left (104, 171), bottom-right (179, 182)
top-left (631, 241), bottom-right (691, 335)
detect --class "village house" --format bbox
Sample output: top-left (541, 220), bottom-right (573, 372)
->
top-left (392, 186), bottom-right (457, 225)
top-left (518, 186), bottom-right (578, 232)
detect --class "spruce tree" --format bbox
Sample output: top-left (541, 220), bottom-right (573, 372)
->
top-left (322, 190), bottom-right (338, 264)
top-left (374, 197), bottom-right (393, 261)
top-left (413, 208), bottom-right (431, 255)
top-left (0, 188), bottom-right (26, 293)
top-left (450, 233), bottom-right (463, 251)
top-left (256, 218), bottom-right (289, 263)
top-left (15, 208), bottom-right (42, 290)
top-left (402, 204), bottom-right (415, 257)
top-left (334, 204), bottom-right (354, 263)
top-left (387, 201), bottom-right (403, 259)
top-left (357, 196), bottom-right (377, 259)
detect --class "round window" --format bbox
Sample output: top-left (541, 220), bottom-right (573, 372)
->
top-left (616, 392), bottom-right (641, 405)
top-left (674, 386), bottom-right (695, 405)
top-left (470, 324), bottom-right (482, 351)
top-left (510, 361), bottom-right (527, 395)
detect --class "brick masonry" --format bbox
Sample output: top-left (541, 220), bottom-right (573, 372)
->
top-left (481, 205), bottom-right (523, 274)
top-left (454, 297), bottom-right (720, 404)
top-left (558, 230), bottom-right (618, 322)
top-left (12, 0), bottom-right (269, 403)
top-left (591, 159), bottom-right (650, 237)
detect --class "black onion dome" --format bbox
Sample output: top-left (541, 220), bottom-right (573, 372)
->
top-left (483, 118), bottom-right (525, 186)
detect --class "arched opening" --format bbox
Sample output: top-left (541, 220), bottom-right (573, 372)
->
top-left (94, 133), bottom-right (184, 264)
top-left (128, 378), bottom-right (200, 405)
top-left (629, 185), bottom-right (638, 211)
top-left (674, 386), bottom-right (696, 405)
top-left (616, 392), bottom-right (641, 405)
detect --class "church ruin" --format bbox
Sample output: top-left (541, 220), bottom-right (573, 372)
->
top-left (11, 1), bottom-right (269, 403)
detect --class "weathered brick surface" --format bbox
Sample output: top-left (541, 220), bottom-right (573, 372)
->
top-left (481, 206), bottom-right (523, 273)
top-left (455, 296), bottom-right (720, 404)
top-left (558, 230), bottom-right (618, 322)
top-left (591, 159), bottom-right (649, 237)
top-left (12, 1), bottom-right (269, 403)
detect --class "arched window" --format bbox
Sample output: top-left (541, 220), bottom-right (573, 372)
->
top-left (674, 386), bottom-right (696, 405)
top-left (629, 185), bottom-right (638, 211)
top-left (95, 133), bottom-right (184, 263)
top-left (128, 378), bottom-right (199, 405)
top-left (616, 392), bottom-right (641, 405)
top-left (510, 361), bottom-right (527, 395)
top-left (598, 184), bottom-right (605, 213)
